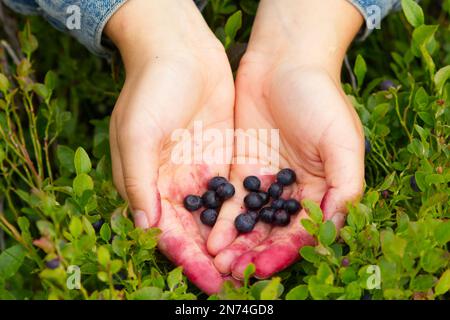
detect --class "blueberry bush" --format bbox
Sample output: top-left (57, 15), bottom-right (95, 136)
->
top-left (0, 0), bottom-right (449, 300)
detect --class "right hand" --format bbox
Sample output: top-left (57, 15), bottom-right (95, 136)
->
top-left (105, 0), bottom-right (236, 294)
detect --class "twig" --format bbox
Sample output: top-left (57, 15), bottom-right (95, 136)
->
top-left (0, 198), bottom-right (5, 251)
top-left (0, 39), bottom-right (20, 65)
top-left (344, 55), bottom-right (357, 92)
top-left (0, 2), bottom-right (23, 58)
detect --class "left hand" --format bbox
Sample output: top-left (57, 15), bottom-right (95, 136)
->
top-left (207, 0), bottom-right (366, 279)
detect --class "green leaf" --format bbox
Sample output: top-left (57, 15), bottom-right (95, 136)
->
top-left (300, 246), bottom-right (320, 264)
top-left (414, 87), bottom-right (429, 110)
top-left (434, 65), bottom-right (450, 95)
top-left (111, 213), bottom-right (133, 237)
top-left (378, 172), bottom-right (396, 191)
top-left (354, 54), bottom-right (367, 88)
top-left (128, 287), bottom-right (162, 300)
top-left (97, 271), bottom-right (108, 282)
top-left (260, 277), bottom-right (283, 300)
top-left (318, 221), bottom-right (337, 246)
top-left (412, 25), bottom-right (438, 49)
top-left (56, 145), bottom-right (75, 173)
top-left (420, 248), bottom-right (447, 273)
top-left (74, 147), bottom-right (92, 175)
top-left (32, 83), bottom-right (50, 100)
top-left (0, 73), bottom-right (10, 92)
top-left (302, 199), bottom-right (323, 223)
top-left (401, 0), bottom-right (424, 27)
top-left (301, 218), bottom-right (318, 235)
top-left (110, 260), bottom-right (123, 274)
top-left (73, 173), bottom-right (94, 197)
top-left (285, 285), bottom-right (308, 300)
top-left (82, 216), bottom-right (95, 237)
top-left (240, 0), bottom-right (258, 15)
top-left (69, 216), bottom-right (83, 238)
top-left (224, 11), bottom-right (242, 47)
top-left (0, 245), bottom-right (26, 280)
top-left (435, 270), bottom-right (450, 296)
top-left (435, 221), bottom-right (450, 245)
top-left (111, 236), bottom-right (131, 258)
top-left (380, 230), bottom-right (407, 259)
top-left (44, 70), bottom-right (57, 91)
top-left (97, 246), bottom-right (110, 267)
top-left (100, 223), bottom-right (112, 242)
top-left (243, 263), bottom-right (255, 288)
top-left (167, 266), bottom-right (184, 291)
top-left (410, 274), bottom-right (436, 292)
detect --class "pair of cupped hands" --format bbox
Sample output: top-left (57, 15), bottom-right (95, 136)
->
top-left (104, 0), bottom-right (365, 294)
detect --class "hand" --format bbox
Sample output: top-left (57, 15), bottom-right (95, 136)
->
top-left (207, 0), bottom-right (365, 279)
top-left (106, 0), bottom-right (236, 294)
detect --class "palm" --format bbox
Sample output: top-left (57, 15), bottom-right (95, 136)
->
top-left (208, 57), bottom-right (364, 279)
top-left (110, 51), bottom-right (236, 293)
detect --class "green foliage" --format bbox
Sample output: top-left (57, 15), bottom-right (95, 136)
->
top-left (0, 0), bottom-right (448, 300)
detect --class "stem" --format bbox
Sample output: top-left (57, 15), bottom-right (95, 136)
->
top-left (393, 92), bottom-right (413, 142)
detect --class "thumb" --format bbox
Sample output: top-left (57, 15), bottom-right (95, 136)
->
top-left (119, 131), bottom-right (161, 228)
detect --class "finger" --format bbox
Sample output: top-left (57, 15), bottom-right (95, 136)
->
top-left (117, 123), bottom-right (162, 229)
top-left (214, 222), bottom-right (270, 274)
top-left (110, 116), bottom-right (126, 198)
top-left (319, 118), bottom-right (365, 222)
top-left (158, 200), bottom-right (226, 295)
top-left (231, 210), bottom-right (315, 280)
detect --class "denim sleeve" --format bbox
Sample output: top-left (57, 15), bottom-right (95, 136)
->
top-left (1, 0), bottom-right (209, 58)
top-left (346, 0), bottom-right (403, 39)
top-left (2, 0), bottom-right (400, 57)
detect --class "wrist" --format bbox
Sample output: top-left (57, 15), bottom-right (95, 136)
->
top-left (105, 0), bottom-right (221, 73)
top-left (246, 0), bottom-right (364, 78)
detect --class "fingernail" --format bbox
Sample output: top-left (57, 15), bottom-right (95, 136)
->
top-left (134, 210), bottom-right (149, 229)
top-left (331, 212), bottom-right (346, 230)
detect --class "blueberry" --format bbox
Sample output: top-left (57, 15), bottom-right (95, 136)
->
top-left (271, 198), bottom-right (285, 210)
top-left (381, 190), bottom-right (390, 199)
top-left (341, 258), bottom-right (350, 267)
top-left (379, 79), bottom-right (395, 91)
top-left (364, 138), bottom-right (372, 155)
top-left (268, 182), bottom-right (283, 199)
top-left (259, 207), bottom-right (275, 223)
top-left (202, 191), bottom-right (221, 209)
top-left (410, 175), bottom-right (420, 192)
top-left (208, 176), bottom-right (228, 191)
top-left (92, 219), bottom-right (104, 231)
top-left (244, 192), bottom-right (264, 210)
top-left (46, 258), bottom-right (60, 270)
top-left (216, 182), bottom-right (235, 200)
top-left (284, 199), bottom-right (301, 215)
top-left (243, 176), bottom-right (261, 192)
top-left (258, 191), bottom-right (270, 205)
top-left (183, 195), bottom-right (203, 212)
top-left (200, 209), bottom-right (218, 226)
top-left (248, 211), bottom-right (259, 222)
top-left (235, 213), bottom-right (256, 233)
top-left (273, 210), bottom-right (290, 226)
top-left (114, 284), bottom-right (125, 290)
top-left (276, 168), bottom-right (297, 186)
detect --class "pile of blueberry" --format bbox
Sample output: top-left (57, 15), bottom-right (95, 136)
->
top-left (183, 168), bottom-right (301, 234)
top-left (183, 176), bottom-right (235, 226)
